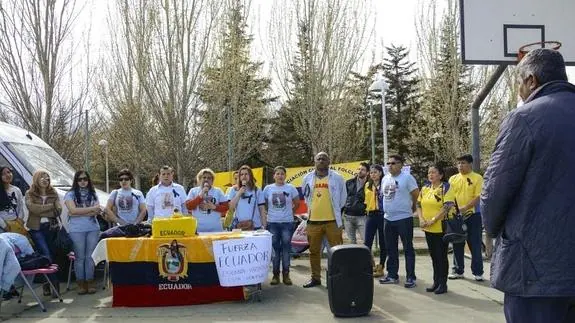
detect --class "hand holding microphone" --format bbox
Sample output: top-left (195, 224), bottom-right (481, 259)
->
top-left (239, 180), bottom-right (248, 194)
top-left (202, 181), bottom-right (210, 195)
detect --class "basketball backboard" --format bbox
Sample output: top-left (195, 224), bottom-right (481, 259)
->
top-left (460, 0), bottom-right (574, 65)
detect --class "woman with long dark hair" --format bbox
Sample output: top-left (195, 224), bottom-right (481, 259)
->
top-left (64, 170), bottom-right (101, 295)
top-left (0, 166), bottom-right (27, 237)
top-left (228, 165), bottom-right (266, 230)
top-left (25, 170), bottom-right (62, 296)
top-left (363, 164), bottom-right (387, 278)
top-left (416, 165), bottom-right (454, 294)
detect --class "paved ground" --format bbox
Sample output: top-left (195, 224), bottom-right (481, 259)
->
top-left (0, 252), bottom-right (504, 323)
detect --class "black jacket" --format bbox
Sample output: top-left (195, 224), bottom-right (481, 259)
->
top-left (481, 81), bottom-right (575, 297)
top-left (344, 177), bottom-right (366, 216)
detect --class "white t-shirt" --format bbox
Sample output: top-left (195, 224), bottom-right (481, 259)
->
top-left (108, 188), bottom-right (146, 224)
top-left (382, 172), bottom-right (418, 222)
top-left (186, 186), bottom-right (227, 232)
top-left (263, 183), bottom-right (299, 223)
top-left (145, 183), bottom-right (188, 220)
top-left (0, 185), bottom-right (24, 221)
top-left (40, 195), bottom-right (49, 224)
top-left (227, 187), bottom-right (265, 229)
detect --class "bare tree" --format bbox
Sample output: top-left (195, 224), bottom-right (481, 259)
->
top-left (266, 0), bottom-right (375, 160)
top-left (414, 0), bottom-right (512, 166)
top-left (0, 0), bottom-right (93, 164)
top-left (100, 0), bottom-right (222, 187)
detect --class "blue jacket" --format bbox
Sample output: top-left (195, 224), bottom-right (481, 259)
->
top-left (481, 81), bottom-right (575, 297)
top-left (302, 170), bottom-right (346, 228)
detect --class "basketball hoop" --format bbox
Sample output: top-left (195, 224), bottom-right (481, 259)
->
top-left (517, 41), bottom-right (562, 61)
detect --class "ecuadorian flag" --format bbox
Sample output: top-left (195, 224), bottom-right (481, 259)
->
top-left (107, 234), bottom-right (246, 307)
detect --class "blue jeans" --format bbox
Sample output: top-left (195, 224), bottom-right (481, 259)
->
top-left (364, 212), bottom-right (386, 265)
top-left (452, 213), bottom-right (484, 275)
top-left (384, 217), bottom-right (416, 280)
top-left (267, 222), bottom-right (293, 274)
top-left (29, 223), bottom-right (58, 284)
top-left (69, 230), bottom-right (100, 281)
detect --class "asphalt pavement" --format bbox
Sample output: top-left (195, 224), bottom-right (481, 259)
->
top-left (0, 251), bottom-right (504, 323)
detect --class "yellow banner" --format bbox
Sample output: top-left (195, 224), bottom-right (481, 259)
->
top-left (286, 161), bottom-right (366, 187)
top-left (213, 167), bottom-right (264, 191)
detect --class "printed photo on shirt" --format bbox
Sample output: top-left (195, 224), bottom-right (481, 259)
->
top-left (118, 195), bottom-right (134, 211)
top-left (161, 193), bottom-right (174, 209)
top-left (383, 180), bottom-right (397, 201)
top-left (271, 192), bottom-right (287, 210)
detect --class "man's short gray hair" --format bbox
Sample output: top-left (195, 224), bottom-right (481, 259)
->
top-left (518, 48), bottom-right (568, 85)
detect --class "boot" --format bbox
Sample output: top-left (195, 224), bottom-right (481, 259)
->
top-left (86, 280), bottom-right (97, 294)
top-left (43, 283), bottom-right (51, 296)
top-left (373, 264), bottom-right (384, 278)
top-left (282, 273), bottom-right (293, 286)
top-left (77, 280), bottom-right (88, 295)
top-left (270, 274), bottom-right (280, 285)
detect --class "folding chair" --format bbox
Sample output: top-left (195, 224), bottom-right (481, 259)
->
top-left (66, 252), bottom-right (109, 291)
top-left (18, 264), bottom-right (62, 312)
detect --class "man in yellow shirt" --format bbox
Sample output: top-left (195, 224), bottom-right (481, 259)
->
top-left (301, 152), bottom-right (346, 288)
top-left (448, 154), bottom-right (484, 281)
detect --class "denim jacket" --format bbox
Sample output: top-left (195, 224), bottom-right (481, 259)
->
top-left (302, 170), bottom-right (346, 228)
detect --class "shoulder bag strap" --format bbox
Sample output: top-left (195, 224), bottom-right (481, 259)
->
top-left (250, 189), bottom-right (258, 222)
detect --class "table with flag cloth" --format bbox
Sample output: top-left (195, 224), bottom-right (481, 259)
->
top-left (91, 232), bottom-right (272, 307)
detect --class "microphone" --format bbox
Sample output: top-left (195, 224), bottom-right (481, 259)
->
top-left (203, 181), bottom-right (210, 194)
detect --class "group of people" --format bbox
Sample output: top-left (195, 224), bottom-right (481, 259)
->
top-left (1, 48), bottom-right (574, 323)
top-left (341, 154), bottom-right (484, 294)
top-left (0, 166), bottom-right (103, 296)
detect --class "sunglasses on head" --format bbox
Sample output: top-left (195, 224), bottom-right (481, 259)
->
top-left (77, 177), bottom-right (88, 182)
top-left (119, 177), bottom-right (131, 182)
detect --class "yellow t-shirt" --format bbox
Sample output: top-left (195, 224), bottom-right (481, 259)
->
top-left (418, 184), bottom-right (455, 233)
top-left (309, 176), bottom-right (335, 221)
top-left (449, 172), bottom-right (483, 215)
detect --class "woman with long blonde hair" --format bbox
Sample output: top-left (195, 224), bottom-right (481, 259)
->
top-left (185, 168), bottom-right (228, 232)
top-left (25, 170), bottom-right (62, 296)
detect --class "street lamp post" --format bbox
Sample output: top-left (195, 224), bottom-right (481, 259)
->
top-left (369, 78), bottom-right (389, 163)
top-left (98, 139), bottom-right (109, 193)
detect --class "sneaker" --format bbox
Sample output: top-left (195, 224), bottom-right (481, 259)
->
top-left (474, 275), bottom-right (484, 282)
top-left (379, 276), bottom-right (399, 284)
top-left (448, 273), bottom-right (464, 280)
top-left (404, 278), bottom-right (416, 288)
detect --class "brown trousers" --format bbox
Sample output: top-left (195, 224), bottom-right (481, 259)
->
top-left (306, 221), bottom-right (343, 281)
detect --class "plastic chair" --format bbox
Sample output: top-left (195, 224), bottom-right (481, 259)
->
top-left (66, 252), bottom-right (109, 291)
top-left (18, 264), bottom-right (62, 312)
top-left (66, 252), bottom-right (75, 291)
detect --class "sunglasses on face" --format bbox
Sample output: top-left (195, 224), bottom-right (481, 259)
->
top-left (119, 177), bottom-right (131, 182)
top-left (77, 177), bottom-right (88, 182)
top-left (387, 162), bottom-right (398, 165)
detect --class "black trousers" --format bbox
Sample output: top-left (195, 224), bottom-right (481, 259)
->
top-left (425, 231), bottom-right (448, 286)
top-left (504, 294), bottom-right (575, 323)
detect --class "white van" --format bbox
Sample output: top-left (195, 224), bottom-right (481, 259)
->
top-left (0, 121), bottom-right (109, 228)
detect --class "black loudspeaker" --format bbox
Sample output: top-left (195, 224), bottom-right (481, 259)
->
top-left (327, 244), bottom-right (373, 317)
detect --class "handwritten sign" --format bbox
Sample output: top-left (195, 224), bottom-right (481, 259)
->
top-left (212, 234), bottom-right (272, 287)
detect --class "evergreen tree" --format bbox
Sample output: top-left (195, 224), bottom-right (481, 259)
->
top-left (380, 45), bottom-right (420, 158)
top-left (412, 12), bottom-right (474, 166)
top-left (198, 2), bottom-right (274, 171)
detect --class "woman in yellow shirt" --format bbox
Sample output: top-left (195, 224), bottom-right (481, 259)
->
top-left (416, 165), bottom-right (454, 294)
top-left (364, 164), bottom-right (386, 278)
